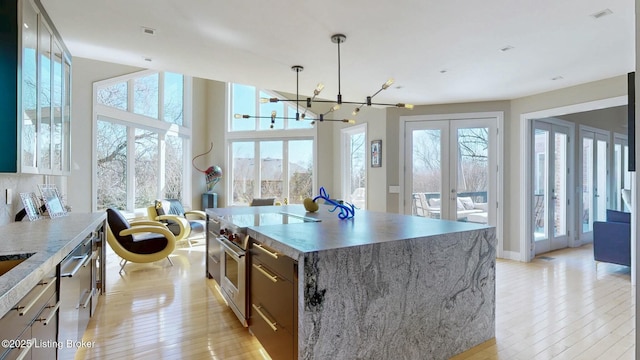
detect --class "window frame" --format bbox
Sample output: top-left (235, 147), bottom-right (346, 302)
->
top-left (92, 69), bottom-right (193, 213)
top-left (226, 83), bottom-right (317, 206)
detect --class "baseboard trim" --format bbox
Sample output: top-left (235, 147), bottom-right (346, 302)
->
top-left (500, 250), bottom-right (522, 261)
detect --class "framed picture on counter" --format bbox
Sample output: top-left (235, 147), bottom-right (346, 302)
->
top-left (38, 184), bottom-right (67, 218)
top-left (19, 192), bottom-right (41, 221)
top-left (371, 139), bottom-right (382, 167)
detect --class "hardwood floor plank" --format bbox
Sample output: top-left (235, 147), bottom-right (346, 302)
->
top-left (455, 245), bottom-right (633, 360)
top-left (77, 241), bottom-right (632, 360)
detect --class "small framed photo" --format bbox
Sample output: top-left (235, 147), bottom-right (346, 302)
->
top-left (19, 192), bottom-right (41, 221)
top-left (371, 140), bottom-right (382, 167)
top-left (38, 184), bottom-right (67, 218)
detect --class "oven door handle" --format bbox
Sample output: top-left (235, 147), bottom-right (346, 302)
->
top-left (217, 237), bottom-right (245, 259)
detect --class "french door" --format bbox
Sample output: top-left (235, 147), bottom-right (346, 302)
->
top-left (613, 134), bottom-right (630, 211)
top-left (404, 118), bottom-right (497, 225)
top-left (580, 128), bottom-right (610, 241)
top-left (532, 122), bottom-right (570, 254)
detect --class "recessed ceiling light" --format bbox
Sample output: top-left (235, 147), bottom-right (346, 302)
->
top-left (143, 57), bottom-right (153, 62)
top-left (141, 26), bottom-right (156, 36)
top-left (591, 9), bottom-right (613, 19)
top-left (551, 76), bottom-right (564, 81)
top-left (499, 45), bottom-right (514, 52)
top-left (439, 69), bottom-right (448, 74)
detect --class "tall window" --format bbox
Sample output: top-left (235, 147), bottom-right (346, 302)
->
top-left (227, 83), bottom-right (316, 205)
top-left (341, 124), bottom-right (367, 209)
top-left (94, 70), bottom-right (191, 212)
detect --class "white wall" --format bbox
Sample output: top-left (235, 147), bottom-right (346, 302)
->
top-left (69, 58), bottom-right (141, 213)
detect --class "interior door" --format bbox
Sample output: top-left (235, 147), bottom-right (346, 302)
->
top-left (405, 118), bottom-right (496, 226)
top-left (532, 122), bottom-right (570, 254)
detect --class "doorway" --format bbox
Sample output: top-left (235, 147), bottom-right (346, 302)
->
top-left (402, 114), bottom-right (500, 227)
top-left (579, 126), bottom-right (610, 242)
top-left (532, 120), bottom-right (572, 254)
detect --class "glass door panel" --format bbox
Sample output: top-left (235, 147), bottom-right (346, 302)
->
top-left (582, 137), bottom-right (594, 234)
top-left (595, 138), bottom-right (607, 221)
top-left (52, 41), bottom-right (63, 173)
top-left (613, 135), bottom-right (630, 211)
top-left (411, 128), bottom-right (444, 218)
top-left (38, 19), bottom-right (52, 172)
top-left (454, 126), bottom-right (489, 224)
top-left (345, 131), bottom-right (366, 209)
top-left (21, 1), bottom-right (38, 170)
top-left (405, 118), bottom-right (496, 226)
top-left (553, 132), bottom-right (567, 238)
top-left (533, 128), bottom-right (549, 242)
top-left (580, 129), bottom-right (609, 242)
top-left (533, 122), bottom-right (569, 255)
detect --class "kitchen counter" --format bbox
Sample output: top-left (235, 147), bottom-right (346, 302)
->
top-left (0, 213), bottom-right (106, 318)
top-left (208, 205), bottom-right (496, 360)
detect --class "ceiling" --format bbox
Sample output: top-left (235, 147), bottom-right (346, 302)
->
top-left (40, 0), bottom-right (635, 107)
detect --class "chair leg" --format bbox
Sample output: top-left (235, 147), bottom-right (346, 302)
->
top-left (167, 257), bottom-right (174, 266)
top-left (119, 260), bottom-right (128, 274)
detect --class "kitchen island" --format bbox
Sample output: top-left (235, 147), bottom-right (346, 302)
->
top-left (208, 205), bottom-right (495, 360)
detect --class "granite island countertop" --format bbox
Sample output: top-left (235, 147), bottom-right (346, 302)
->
top-left (207, 204), bottom-right (491, 259)
top-left (0, 213), bottom-right (106, 319)
top-left (207, 204), bottom-right (496, 360)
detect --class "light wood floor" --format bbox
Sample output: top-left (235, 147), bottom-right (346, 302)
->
top-left (77, 241), bottom-right (634, 360)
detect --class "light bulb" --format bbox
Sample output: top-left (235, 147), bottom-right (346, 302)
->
top-left (234, 114), bottom-right (242, 119)
top-left (382, 78), bottom-right (394, 90)
top-left (342, 119), bottom-right (356, 124)
top-left (331, 104), bottom-right (341, 112)
top-left (396, 103), bottom-right (414, 109)
top-left (271, 110), bottom-right (277, 117)
top-left (259, 97), bottom-right (269, 104)
top-left (314, 83), bottom-right (325, 95)
top-left (352, 108), bottom-right (360, 116)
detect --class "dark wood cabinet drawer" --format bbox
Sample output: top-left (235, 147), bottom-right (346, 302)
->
top-left (250, 240), bottom-right (296, 282)
top-left (250, 258), bottom-right (294, 332)
top-left (250, 301), bottom-right (294, 360)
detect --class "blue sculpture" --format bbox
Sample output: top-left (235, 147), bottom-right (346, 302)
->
top-left (313, 187), bottom-right (355, 219)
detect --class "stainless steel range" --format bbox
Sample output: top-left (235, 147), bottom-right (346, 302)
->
top-left (211, 211), bottom-right (320, 327)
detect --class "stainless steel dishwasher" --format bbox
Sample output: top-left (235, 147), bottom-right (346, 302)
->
top-left (58, 236), bottom-right (93, 360)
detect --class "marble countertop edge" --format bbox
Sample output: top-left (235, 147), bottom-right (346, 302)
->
top-left (0, 213), bottom-right (107, 319)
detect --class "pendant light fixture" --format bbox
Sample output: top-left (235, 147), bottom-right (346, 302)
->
top-left (234, 33), bottom-right (414, 126)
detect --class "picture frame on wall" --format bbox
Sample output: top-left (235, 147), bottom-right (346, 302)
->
top-left (371, 140), bottom-right (382, 167)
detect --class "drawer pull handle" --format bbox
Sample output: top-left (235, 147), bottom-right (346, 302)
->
top-left (252, 264), bottom-right (278, 283)
top-left (17, 277), bottom-right (57, 316)
top-left (61, 254), bottom-right (90, 277)
top-left (14, 339), bottom-right (33, 360)
top-left (81, 289), bottom-right (94, 308)
top-left (254, 243), bottom-right (279, 259)
top-left (36, 301), bottom-right (60, 325)
top-left (252, 304), bottom-right (278, 332)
